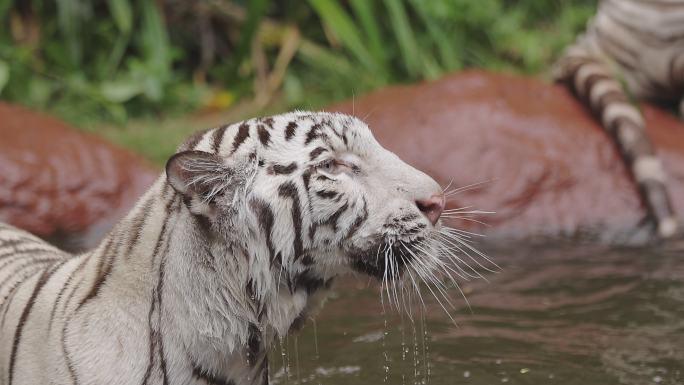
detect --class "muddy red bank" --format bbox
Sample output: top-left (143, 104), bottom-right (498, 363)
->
top-left (2, 71), bottom-right (683, 244)
top-left (328, 70), bottom-right (684, 238)
top-left (0, 103), bottom-right (156, 251)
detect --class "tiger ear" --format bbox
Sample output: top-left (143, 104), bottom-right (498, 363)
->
top-left (165, 151), bottom-right (232, 215)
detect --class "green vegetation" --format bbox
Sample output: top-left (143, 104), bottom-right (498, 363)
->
top-left (0, 0), bottom-right (596, 162)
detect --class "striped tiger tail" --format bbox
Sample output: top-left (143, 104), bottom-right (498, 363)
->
top-left (554, 45), bottom-right (678, 239)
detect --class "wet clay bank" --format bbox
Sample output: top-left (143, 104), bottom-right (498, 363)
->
top-left (329, 70), bottom-right (684, 239)
top-left (0, 103), bottom-right (157, 251)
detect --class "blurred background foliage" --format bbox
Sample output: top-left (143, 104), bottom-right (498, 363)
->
top-left (0, 0), bottom-right (596, 162)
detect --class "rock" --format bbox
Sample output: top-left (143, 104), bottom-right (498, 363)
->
top-left (327, 70), bottom-right (684, 239)
top-left (0, 103), bottom-right (157, 251)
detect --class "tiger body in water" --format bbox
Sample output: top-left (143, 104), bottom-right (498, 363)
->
top-left (554, 0), bottom-right (684, 239)
top-left (0, 111), bottom-right (453, 385)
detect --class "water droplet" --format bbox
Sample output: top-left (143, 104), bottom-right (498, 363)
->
top-left (463, 370), bottom-right (471, 378)
top-left (294, 336), bottom-right (301, 384)
top-left (312, 318), bottom-right (319, 360)
top-left (653, 376), bottom-right (663, 383)
top-left (520, 368), bottom-right (530, 374)
top-left (382, 317), bottom-right (390, 383)
top-left (501, 377), bottom-right (509, 383)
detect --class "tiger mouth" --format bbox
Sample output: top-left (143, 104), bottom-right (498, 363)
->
top-left (347, 240), bottom-right (424, 280)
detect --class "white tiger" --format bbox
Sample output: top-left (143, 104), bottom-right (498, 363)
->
top-left (0, 111), bottom-right (464, 385)
top-left (554, 0), bottom-right (684, 240)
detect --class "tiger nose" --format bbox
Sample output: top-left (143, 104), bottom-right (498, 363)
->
top-left (415, 193), bottom-right (445, 226)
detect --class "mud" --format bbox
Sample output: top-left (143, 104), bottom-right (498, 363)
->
top-left (0, 103), bottom-right (157, 251)
top-left (328, 70), bottom-right (684, 238)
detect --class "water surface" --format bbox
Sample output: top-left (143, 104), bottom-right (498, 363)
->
top-left (272, 241), bottom-right (684, 385)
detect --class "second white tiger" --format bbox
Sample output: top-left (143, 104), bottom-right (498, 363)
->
top-left (554, 0), bottom-right (684, 239)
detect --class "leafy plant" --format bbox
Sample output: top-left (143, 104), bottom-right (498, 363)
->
top-left (0, 0), bottom-right (192, 124)
top-left (0, 0), bottom-right (597, 127)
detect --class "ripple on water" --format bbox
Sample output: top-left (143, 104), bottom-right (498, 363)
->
top-left (272, 241), bottom-right (684, 385)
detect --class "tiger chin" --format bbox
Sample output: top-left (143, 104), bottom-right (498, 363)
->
top-left (0, 111), bottom-right (450, 385)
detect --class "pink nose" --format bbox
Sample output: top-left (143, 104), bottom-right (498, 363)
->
top-left (416, 193), bottom-right (445, 226)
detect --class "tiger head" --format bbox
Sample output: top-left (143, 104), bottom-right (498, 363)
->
top-left (166, 111), bottom-right (450, 303)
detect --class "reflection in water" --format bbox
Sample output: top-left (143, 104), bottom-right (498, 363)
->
top-left (272, 242), bottom-right (684, 385)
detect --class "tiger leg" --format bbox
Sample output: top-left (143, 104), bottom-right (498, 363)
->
top-left (554, 48), bottom-right (678, 239)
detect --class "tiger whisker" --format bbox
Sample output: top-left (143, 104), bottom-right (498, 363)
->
top-left (379, 244), bottom-right (389, 312)
top-left (438, 231), bottom-right (501, 272)
top-left (442, 209), bottom-right (495, 215)
top-left (414, 241), bottom-right (469, 285)
top-left (404, 238), bottom-right (472, 325)
top-left (436, 232), bottom-right (494, 275)
top-left (442, 227), bottom-right (486, 238)
top-left (443, 179), bottom-right (494, 198)
top-left (441, 179), bottom-right (455, 194)
top-left (415, 241), bottom-right (474, 314)
top-left (404, 261), bottom-right (426, 310)
top-left (388, 243), bottom-right (401, 312)
top-left (441, 216), bottom-right (492, 227)
top-left (440, 230), bottom-right (474, 241)
top-left (408, 257), bottom-right (458, 326)
top-left (382, 244), bottom-right (392, 312)
top-left (432, 235), bottom-right (487, 280)
top-left (397, 250), bottom-right (414, 321)
top-left (426, 244), bottom-right (474, 281)
top-left (442, 205), bottom-right (473, 212)
top-left (439, 228), bottom-right (500, 270)
top-left (401, 245), bottom-right (457, 312)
